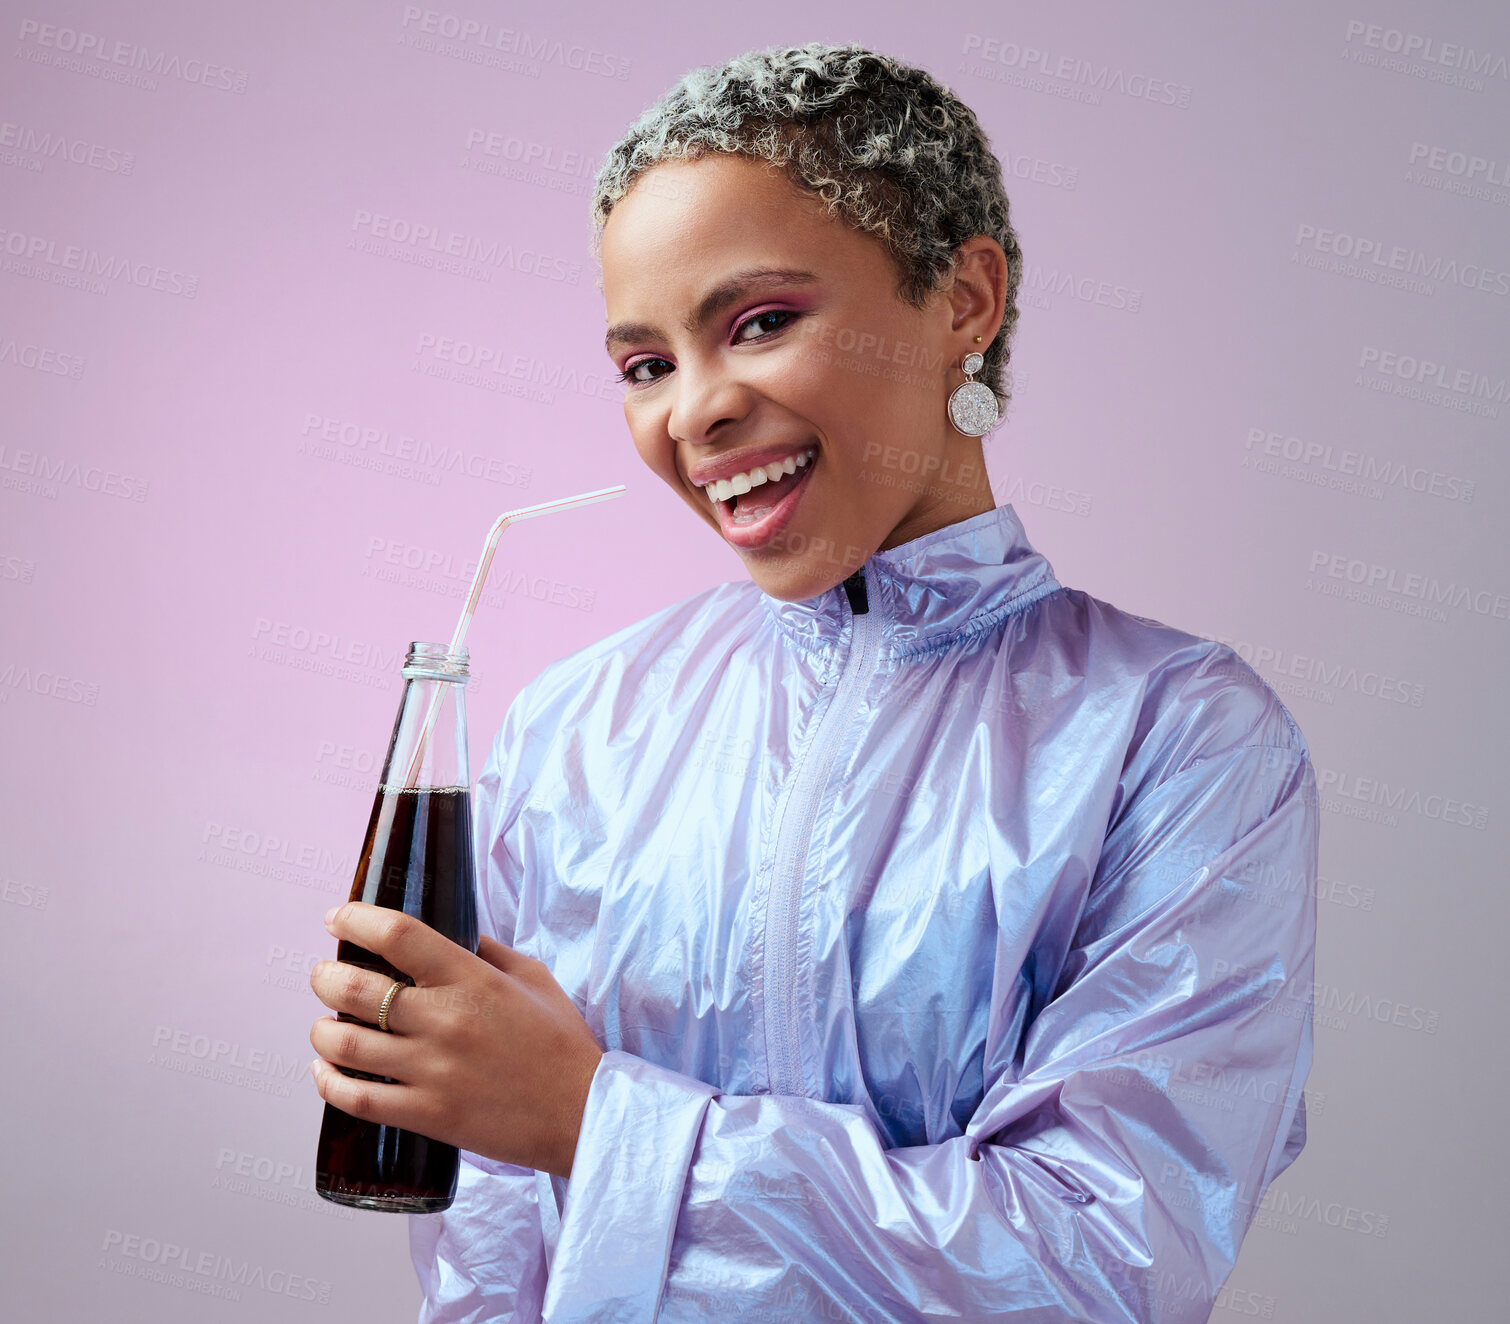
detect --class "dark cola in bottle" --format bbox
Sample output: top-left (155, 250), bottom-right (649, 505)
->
top-left (315, 641), bottom-right (480, 1212)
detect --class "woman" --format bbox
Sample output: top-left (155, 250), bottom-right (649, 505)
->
top-left (310, 43), bottom-right (1319, 1323)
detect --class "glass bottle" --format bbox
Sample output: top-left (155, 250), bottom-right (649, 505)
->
top-left (315, 641), bottom-right (480, 1212)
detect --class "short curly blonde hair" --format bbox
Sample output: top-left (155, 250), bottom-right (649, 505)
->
top-left (590, 42), bottom-right (1024, 412)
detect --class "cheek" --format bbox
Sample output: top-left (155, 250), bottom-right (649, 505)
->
top-left (772, 337), bottom-right (839, 403)
top-left (781, 324), bottom-right (933, 431)
top-left (628, 419), bottom-right (686, 491)
top-left (625, 416), bottom-right (664, 468)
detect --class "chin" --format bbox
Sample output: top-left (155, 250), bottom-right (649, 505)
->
top-left (740, 557), bottom-right (839, 603)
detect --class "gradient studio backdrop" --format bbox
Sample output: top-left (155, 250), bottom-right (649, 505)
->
top-left (3, 1), bottom-right (1505, 1320)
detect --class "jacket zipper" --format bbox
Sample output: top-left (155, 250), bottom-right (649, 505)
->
top-left (763, 566), bottom-right (878, 1096)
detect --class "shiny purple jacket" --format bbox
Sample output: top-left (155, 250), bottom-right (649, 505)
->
top-left (410, 502), bottom-right (1319, 1322)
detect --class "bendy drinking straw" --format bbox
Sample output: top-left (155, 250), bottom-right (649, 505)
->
top-left (399, 484), bottom-right (627, 791)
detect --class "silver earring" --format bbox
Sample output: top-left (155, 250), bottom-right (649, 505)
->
top-left (947, 352), bottom-right (998, 436)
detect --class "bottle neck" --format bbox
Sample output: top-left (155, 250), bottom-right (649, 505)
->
top-left (382, 641), bottom-right (472, 791)
top-left (402, 640), bottom-right (469, 684)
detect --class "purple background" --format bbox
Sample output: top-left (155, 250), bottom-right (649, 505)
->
top-left (3, 1), bottom-right (1505, 1319)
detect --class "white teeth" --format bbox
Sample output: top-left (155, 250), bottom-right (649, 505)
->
top-left (703, 447), bottom-right (816, 503)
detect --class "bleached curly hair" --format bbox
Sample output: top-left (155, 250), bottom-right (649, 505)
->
top-left (589, 42), bottom-right (1024, 413)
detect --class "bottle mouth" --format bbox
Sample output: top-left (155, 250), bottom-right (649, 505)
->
top-left (402, 641), bottom-right (470, 681)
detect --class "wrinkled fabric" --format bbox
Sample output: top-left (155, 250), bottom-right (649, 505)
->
top-left (409, 502), bottom-right (1319, 1323)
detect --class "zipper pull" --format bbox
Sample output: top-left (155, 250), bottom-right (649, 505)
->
top-left (842, 567), bottom-right (868, 615)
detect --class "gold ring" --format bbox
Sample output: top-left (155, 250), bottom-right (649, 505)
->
top-left (377, 978), bottom-right (406, 1032)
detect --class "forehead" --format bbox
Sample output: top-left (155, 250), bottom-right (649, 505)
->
top-left (600, 154), bottom-right (847, 286)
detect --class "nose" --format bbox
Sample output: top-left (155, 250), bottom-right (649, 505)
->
top-left (667, 351), bottom-right (750, 448)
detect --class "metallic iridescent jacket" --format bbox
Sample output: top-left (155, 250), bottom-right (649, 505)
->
top-left (410, 502), bottom-right (1319, 1323)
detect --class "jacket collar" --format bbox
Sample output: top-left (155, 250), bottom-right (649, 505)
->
top-left (759, 503), bottom-right (1062, 659)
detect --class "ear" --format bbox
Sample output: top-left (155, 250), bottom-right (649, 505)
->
top-left (944, 235), bottom-right (1008, 349)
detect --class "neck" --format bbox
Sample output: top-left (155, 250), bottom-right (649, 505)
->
top-left (878, 436), bottom-right (995, 551)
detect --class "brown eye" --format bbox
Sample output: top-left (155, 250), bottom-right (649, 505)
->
top-left (617, 357), bottom-right (672, 386)
top-left (733, 309), bottom-right (798, 343)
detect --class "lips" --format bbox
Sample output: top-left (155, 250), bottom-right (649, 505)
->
top-left (689, 444), bottom-right (817, 495)
top-left (706, 449), bottom-right (818, 551)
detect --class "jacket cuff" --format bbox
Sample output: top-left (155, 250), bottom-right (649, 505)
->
top-left (543, 1050), bottom-right (717, 1322)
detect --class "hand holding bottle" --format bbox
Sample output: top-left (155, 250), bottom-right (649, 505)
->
top-left (310, 490), bottom-right (625, 1210)
top-left (309, 900), bottom-right (605, 1180)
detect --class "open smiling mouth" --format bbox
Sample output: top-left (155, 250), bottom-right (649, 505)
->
top-left (699, 447), bottom-right (818, 550)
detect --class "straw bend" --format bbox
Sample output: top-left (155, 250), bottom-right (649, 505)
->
top-left (400, 484), bottom-right (627, 791)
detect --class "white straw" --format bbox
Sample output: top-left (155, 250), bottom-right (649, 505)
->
top-left (399, 484), bottom-right (627, 791)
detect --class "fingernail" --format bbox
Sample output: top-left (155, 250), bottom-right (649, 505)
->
top-left (323, 906), bottom-right (338, 927)
top-left (309, 1059), bottom-right (321, 1082)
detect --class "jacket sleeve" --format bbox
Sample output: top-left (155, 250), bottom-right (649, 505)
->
top-left (410, 694), bottom-right (550, 1323)
top-left (541, 722), bottom-right (1320, 1322)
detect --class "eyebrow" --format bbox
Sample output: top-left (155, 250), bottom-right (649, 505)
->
top-left (603, 266), bottom-right (820, 355)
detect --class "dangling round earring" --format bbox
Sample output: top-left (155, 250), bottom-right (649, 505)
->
top-left (947, 349), bottom-right (999, 437)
